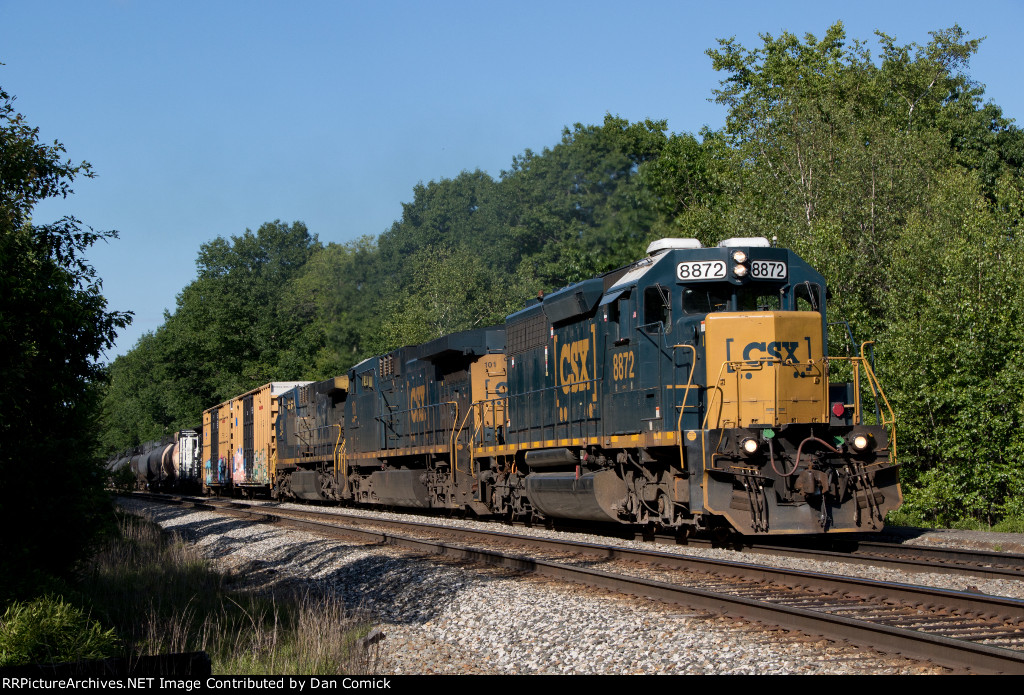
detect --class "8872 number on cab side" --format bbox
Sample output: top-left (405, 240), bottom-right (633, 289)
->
top-left (676, 261), bottom-right (726, 280)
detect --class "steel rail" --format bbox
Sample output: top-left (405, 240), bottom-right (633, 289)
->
top-left (658, 537), bottom-right (1024, 581)
top-left (255, 507), bottom-right (1024, 617)
top-left (133, 495), bottom-right (1024, 674)
top-left (135, 493), bottom-right (1024, 579)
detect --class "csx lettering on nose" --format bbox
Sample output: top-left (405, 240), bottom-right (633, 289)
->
top-left (742, 341), bottom-right (800, 362)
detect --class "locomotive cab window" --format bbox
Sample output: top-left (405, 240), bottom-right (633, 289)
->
top-left (642, 285), bottom-right (671, 330)
top-left (682, 285), bottom-right (731, 314)
top-left (794, 282), bottom-right (822, 312)
top-left (737, 287), bottom-right (782, 312)
top-left (605, 296), bottom-right (620, 324)
top-left (616, 293), bottom-right (634, 337)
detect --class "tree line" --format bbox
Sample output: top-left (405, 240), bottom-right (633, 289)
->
top-left (3, 22), bottom-right (1020, 596)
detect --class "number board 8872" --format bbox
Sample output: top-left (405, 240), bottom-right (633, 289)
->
top-left (675, 261), bottom-right (787, 281)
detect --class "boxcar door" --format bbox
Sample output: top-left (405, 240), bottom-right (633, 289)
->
top-left (242, 394), bottom-right (254, 483)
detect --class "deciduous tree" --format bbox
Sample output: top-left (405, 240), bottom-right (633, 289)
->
top-left (0, 85), bottom-right (131, 594)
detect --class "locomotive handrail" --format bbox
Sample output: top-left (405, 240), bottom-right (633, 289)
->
top-left (700, 351), bottom-right (897, 471)
top-left (380, 401), bottom-right (458, 451)
top-left (860, 340), bottom-right (887, 425)
top-left (702, 356), bottom-right (827, 429)
top-left (446, 401), bottom-right (460, 484)
top-left (453, 405), bottom-right (477, 481)
top-left (502, 377), bottom-right (601, 446)
top-left (672, 344), bottom-right (697, 472)
top-left (466, 397), bottom-right (508, 450)
top-left (468, 405), bottom-right (485, 479)
top-left (824, 356), bottom-right (862, 422)
top-left (333, 423), bottom-right (344, 481)
top-left (636, 320), bottom-right (665, 334)
top-left (461, 398), bottom-right (506, 482)
top-left (702, 359), bottom-right (734, 471)
top-left (337, 436), bottom-right (348, 496)
top-left (638, 321), bottom-right (687, 360)
top-left (826, 344), bottom-right (898, 464)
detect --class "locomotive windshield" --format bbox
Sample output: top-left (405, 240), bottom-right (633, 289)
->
top-left (682, 286), bottom-right (731, 314)
top-left (736, 288), bottom-right (781, 312)
top-left (681, 282), bottom-right (821, 314)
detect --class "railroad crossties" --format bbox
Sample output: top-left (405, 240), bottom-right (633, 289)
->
top-left (119, 496), bottom-right (1024, 675)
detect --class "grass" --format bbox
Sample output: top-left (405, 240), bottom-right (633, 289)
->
top-left (1, 512), bottom-right (381, 674)
top-left (992, 516), bottom-right (1024, 534)
top-left (0, 595), bottom-right (119, 667)
top-left (886, 507), bottom-right (1024, 534)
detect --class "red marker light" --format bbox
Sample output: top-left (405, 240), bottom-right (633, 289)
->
top-left (831, 402), bottom-right (846, 417)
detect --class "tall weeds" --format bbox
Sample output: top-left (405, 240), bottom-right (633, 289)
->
top-left (68, 512), bottom-right (381, 674)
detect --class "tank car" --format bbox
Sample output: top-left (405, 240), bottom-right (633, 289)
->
top-left (108, 429), bottom-right (203, 492)
top-left (271, 237), bottom-right (900, 535)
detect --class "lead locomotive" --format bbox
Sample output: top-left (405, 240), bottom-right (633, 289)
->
top-left (231, 237), bottom-right (900, 535)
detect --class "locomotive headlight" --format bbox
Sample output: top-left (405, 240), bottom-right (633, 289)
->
top-left (733, 264), bottom-right (748, 278)
top-left (741, 437), bottom-right (760, 455)
top-left (732, 250), bottom-right (747, 264)
top-left (851, 434), bottom-right (870, 451)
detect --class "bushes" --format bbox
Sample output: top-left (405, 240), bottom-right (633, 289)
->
top-left (0, 596), bottom-right (119, 667)
top-left (1, 512), bottom-right (381, 674)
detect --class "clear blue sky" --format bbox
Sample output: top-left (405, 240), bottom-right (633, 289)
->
top-left (2, 0), bottom-right (1021, 360)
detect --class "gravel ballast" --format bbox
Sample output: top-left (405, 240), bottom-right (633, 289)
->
top-left (116, 498), bottom-right (968, 675)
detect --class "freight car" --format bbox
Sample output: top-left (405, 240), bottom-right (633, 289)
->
top-left (202, 381), bottom-right (311, 495)
top-left (107, 429), bottom-right (203, 492)
top-left (264, 237), bottom-right (901, 535)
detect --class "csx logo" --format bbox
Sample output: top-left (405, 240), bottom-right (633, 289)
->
top-left (742, 341), bottom-right (801, 362)
top-left (410, 385), bottom-right (426, 422)
top-left (559, 338), bottom-right (591, 394)
top-left (725, 338), bottom-right (812, 371)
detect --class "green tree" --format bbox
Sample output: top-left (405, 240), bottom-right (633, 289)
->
top-left (322, 236), bottom-right (385, 365)
top-left (0, 84), bottom-right (131, 594)
top-left (276, 239), bottom-right (381, 378)
top-left (882, 171), bottom-right (1024, 526)
top-left (499, 114), bottom-right (670, 287)
top-left (102, 220), bottom-right (321, 445)
top-left (640, 128), bottom-right (734, 244)
top-left (166, 220), bottom-right (319, 403)
top-left (704, 23), bottom-right (991, 331)
top-left (378, 170), bottom-right (509, 271)
top-left (372, 245), bottom-right (529, 353)
top-left (99, 331), bottom-right (173, 452)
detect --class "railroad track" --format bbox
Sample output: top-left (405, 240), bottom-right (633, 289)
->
top-left (169, 492), bottom-right (1024, 582)
top-left (656, 536), bottom-right (1024, 582)
top-left (129, 493), bottom-right (1024, 673)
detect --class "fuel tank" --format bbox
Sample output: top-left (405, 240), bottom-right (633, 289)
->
top-left (524, 469), bottom-right (627, 523)
top-left (367, 470), bottom-right (431, 508)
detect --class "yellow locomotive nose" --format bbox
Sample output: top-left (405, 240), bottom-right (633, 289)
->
top-left (703, 311), bottom-right (826, 429)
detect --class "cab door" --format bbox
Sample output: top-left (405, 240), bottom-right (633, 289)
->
top-left (604, 292), bottom-right (639, 434)
top-left (635, 284), bottom-right (675, 432)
